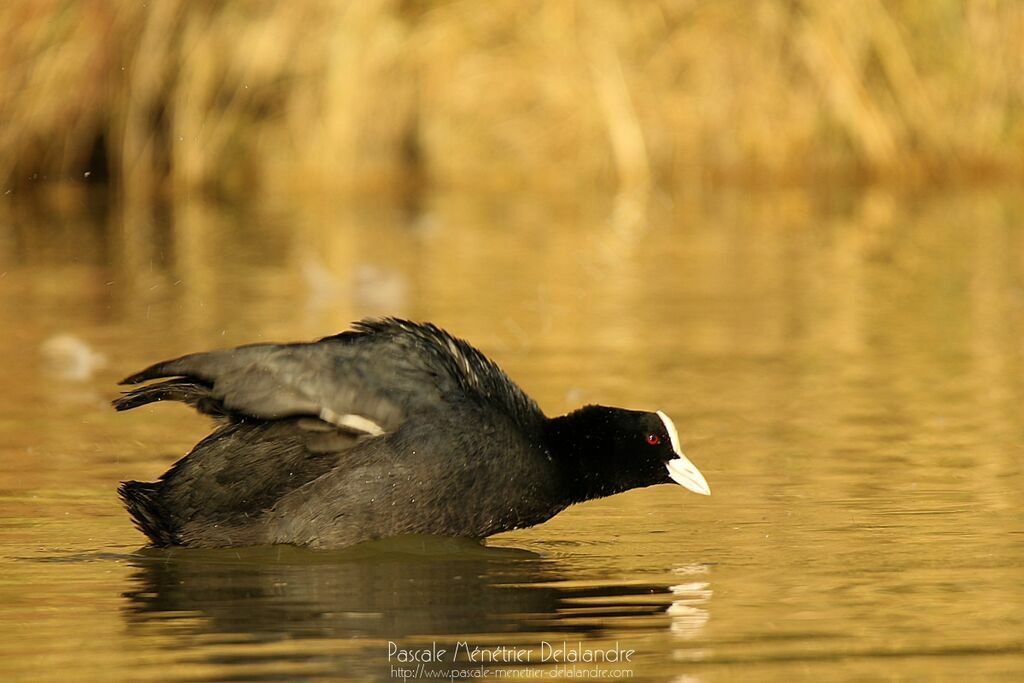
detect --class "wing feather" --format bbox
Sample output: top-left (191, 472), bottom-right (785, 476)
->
top-left (115, 318), bottom-right (542, 435)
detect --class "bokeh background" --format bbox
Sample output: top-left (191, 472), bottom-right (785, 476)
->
top-left (2, 2), bottom-right (1024, 682)
top-left (4, 0), bottom-right (1024, 199)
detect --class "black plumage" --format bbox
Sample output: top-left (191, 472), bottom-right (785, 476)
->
top-left (117, 318), bottom-right (710, 548)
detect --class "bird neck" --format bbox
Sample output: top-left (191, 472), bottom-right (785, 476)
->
top-left (543, 406), bottom-right (637, 503)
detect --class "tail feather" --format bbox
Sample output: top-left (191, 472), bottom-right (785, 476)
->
top-left (113, 378), bottom-right (225, 416)
top-left (118, 481), bottom-right (177, 547)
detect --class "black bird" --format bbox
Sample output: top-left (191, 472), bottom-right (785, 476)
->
top-left (116, 319), bottom-right (710, 548)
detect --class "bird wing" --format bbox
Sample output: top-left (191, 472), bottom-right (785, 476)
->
top-left (114, 318), bottom-right (540, 436)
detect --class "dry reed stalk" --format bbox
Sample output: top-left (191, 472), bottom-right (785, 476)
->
top-left (0, 0), bottom-right (1022, 199)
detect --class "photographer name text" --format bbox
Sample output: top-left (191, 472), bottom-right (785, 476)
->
top-left (388, 641), bottom-right (635, 664)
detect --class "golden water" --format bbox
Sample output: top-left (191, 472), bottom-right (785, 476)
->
top-left (0, 189), bottom-right (1022, 681)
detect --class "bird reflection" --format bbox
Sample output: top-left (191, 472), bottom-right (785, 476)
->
top-left (668, 564), bottom-right (713, 639)
top-left (120, 538), bottom-right (686, 679)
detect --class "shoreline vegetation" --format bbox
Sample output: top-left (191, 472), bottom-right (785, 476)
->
top-left (2, 1), bottom-right (1023, 200)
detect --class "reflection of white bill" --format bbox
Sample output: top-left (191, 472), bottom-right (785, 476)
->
top-left (669, 580), bottom-right (712, 639)
top-left (668, 604), bottom-right (710, 637)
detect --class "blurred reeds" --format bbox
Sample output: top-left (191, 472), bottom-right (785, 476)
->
top-left (2, 0), bottom-right (1023, 199)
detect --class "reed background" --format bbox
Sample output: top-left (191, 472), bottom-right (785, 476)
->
top-left (2, 0), bottom-right (1023, 201)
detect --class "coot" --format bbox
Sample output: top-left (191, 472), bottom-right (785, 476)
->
top-left (117, 319), bottom-right (710, 548)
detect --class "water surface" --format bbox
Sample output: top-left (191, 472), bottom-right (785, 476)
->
top-left (0, 189), bottom-right (1022, 681)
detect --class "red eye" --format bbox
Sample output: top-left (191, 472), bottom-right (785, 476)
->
top-left (646, 434), bottom-right (661, 445)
